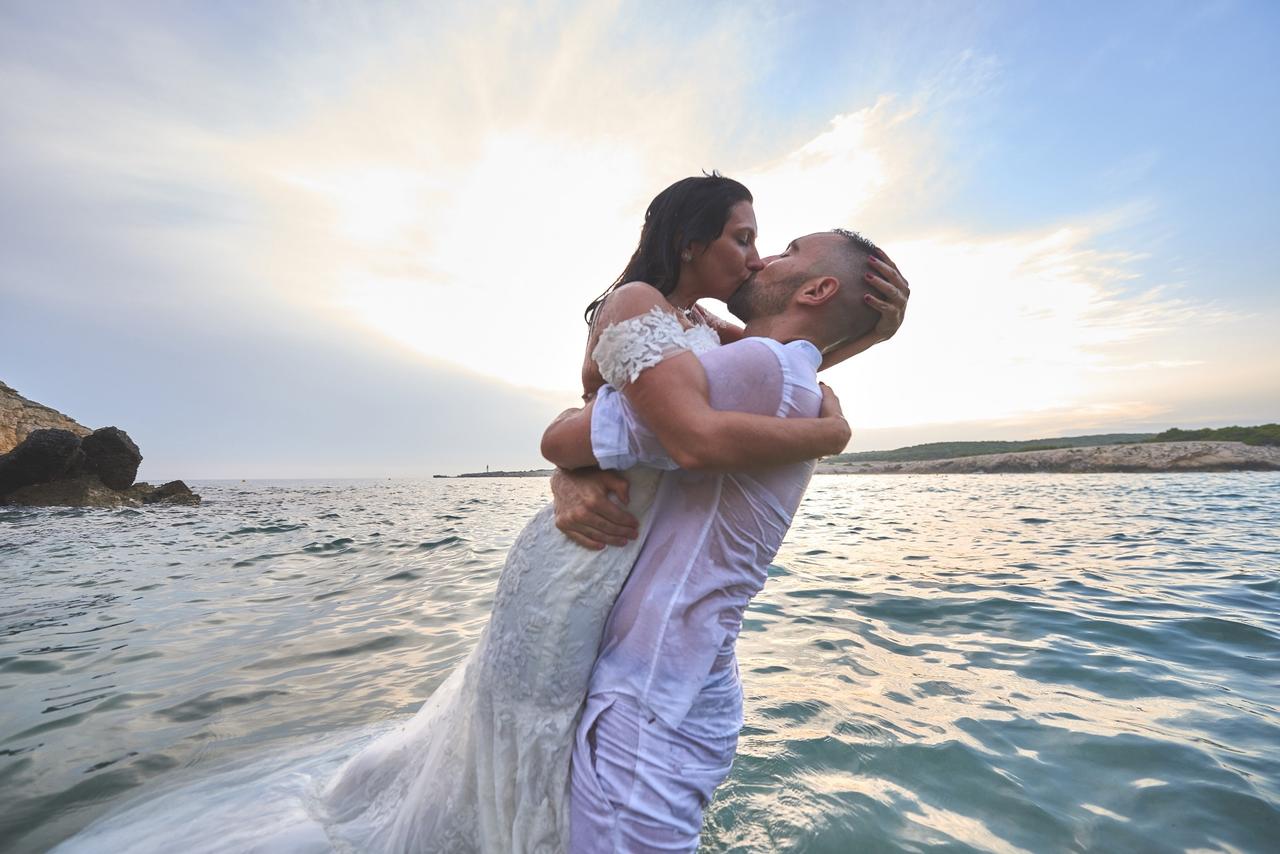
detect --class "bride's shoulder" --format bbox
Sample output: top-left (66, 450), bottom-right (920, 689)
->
top-left (594, 282), bottom-right (675, 328)
top-left (590, 284), bottom-right (699, 388)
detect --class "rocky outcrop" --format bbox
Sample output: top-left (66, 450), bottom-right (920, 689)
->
top-left (79, 426), bottom-right (143, 489)
top-left (129, 480), bottom-right (201, 506)
top-left (0, 428), bottom-right (84, 493)
top-left (0, 381), bottom-right (91, 454)
top-left (817, 441), bottom-right (1280, 475)
top-left (1, 476), bottom-right (199, 509)
top-left (0, 382), bottom-right (200, 508)
top-left (4, 475), bottom-right (135, 508)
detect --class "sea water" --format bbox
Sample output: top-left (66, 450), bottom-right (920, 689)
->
top-left (2, 474), bottom-right (1278, 852)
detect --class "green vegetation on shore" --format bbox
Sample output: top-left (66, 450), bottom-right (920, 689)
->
top-left (1144, 424), bottom-right (1279, 446)
top-left (832, 425), bottom-right (1279, 463)
top-left (830, 433), bottom-right (1153, 464)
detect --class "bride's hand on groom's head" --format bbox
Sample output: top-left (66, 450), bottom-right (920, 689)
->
top-left (863, 252), bottom-right (910, 341)
top-left (550, 468), bottom-right (639, 551)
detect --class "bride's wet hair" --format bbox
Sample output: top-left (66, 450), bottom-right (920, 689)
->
top-left (584, 172), bottom-right (753, 325)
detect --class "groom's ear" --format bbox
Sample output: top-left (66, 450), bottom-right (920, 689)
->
top-left (796, 275), bottom-right (841, 306)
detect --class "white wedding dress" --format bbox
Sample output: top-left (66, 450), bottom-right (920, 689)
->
top-left (54, 308), bottom-right (718, 854)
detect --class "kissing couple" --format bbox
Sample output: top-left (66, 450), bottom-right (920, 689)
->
top-left (57, 174), bottom-right (909, 853)
top-left (326, 174), bottom-right (910, 853)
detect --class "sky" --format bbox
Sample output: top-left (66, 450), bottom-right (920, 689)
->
top-left (1, 0), bottom-right (1277, 479)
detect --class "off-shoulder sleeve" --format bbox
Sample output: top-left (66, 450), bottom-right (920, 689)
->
top-left (591, 307), bottom-right (696, 388)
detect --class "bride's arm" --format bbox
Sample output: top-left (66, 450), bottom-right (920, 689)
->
top-left (544, 286), bottom-right (849, 472)
top-left (545, 277), bottom-right (844, 549)
top-left (819, 251), bottom-right (910, 370)
top-left (547, 284), bottom-right (656, 551)
top-left (543, 370), bottom-right (849, 473)
top-left (611, 350), bottom-right (847, 471)
top-left (541, 404), bottom-right (599, 471)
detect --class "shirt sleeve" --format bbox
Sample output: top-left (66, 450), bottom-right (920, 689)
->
top-left (698, 337), bottom-right (788, 417)
top-left (589, 384), bottom-right (679, 471)
top-left (590, 337), bottom-right (795, 470)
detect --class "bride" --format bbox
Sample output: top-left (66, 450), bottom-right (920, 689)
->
top-left (322, 175), bottom-right (908, 852)
top-left (54, 175), bottom-right (907, 853)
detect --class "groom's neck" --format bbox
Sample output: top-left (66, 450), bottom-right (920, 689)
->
top-left (744, 315), bottom-right (825, 350)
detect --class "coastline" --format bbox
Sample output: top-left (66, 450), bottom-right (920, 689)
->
top-left (448, 469), bottom-right (555, 478)
top-left (445, 441), bottom-right (1280, 478)
top-left (816, 440), bottom-right (1280, 474)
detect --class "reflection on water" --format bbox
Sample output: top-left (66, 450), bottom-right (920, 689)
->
top-left (1, 474), bottom-right (1278, 852)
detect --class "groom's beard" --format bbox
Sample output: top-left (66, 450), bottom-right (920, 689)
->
top-left (729, 271), bottom-right (806, 323)
top-left (727, 276), bottom-right (758, 323)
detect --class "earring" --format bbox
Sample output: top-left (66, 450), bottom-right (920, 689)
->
top-left (681, 250), bottom-right (693, 262)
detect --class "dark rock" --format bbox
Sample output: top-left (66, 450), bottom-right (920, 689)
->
top-left (1, 386), bottom-right (204, 508)
top-left (80, 427), bottom-right (142, 490)
top-left (2, 475), bottom-right (140, 508)
top-left (0, 429), bottom-right (83, 496)
top-left (123, 482), bottom-right (157, 503)
top-left (4, 477), bottom-right (202, 509)
top-left (148, 480), bottom-right (200, 506)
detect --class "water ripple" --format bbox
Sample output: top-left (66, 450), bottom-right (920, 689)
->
top-left (1, 474), bottom-right (1277, 852)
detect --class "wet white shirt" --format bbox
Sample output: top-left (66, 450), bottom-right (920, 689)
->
top-left (587, 335), bottom-right (823, 727)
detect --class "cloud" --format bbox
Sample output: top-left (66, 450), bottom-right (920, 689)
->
top-left (824, 222), bottom-right (1241, 432)
top-left (1, 1), bottom-right (1273, 478)
top-left (743, 103), bottom-right (896, 240)
top-left (214, 3), bottom-right (794, 393)
top-left (727, 96), bottom-right (1246, 440)
top-left (0, 2), bottom-right (766, 475)
top-left (2, 285), bottom-right (570, 479)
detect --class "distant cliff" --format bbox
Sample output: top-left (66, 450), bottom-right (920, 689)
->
top-left (451, 469), bottom-right (554, 478)
top-left (0, 381), bottom-right (91, 454)
top-left (817, 441), bottom-right (1280, 474)
top-left (0, 380), bottom-right (199, 508)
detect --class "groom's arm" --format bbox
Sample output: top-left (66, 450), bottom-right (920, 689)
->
top-left (548, 466), bottom-right (638, 550)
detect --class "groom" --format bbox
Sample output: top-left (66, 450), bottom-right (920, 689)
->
top-left (541, 229), bottom-right (899, 852)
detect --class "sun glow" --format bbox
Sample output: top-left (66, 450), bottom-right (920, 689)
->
top-left (313, 129), bottom-right (653, 393)
top-left (253, 104), bottom-right (1217, 436)
top-left (219, 9), bottom-right (1227, 431)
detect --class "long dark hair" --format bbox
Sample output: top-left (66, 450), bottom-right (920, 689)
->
top-left (584, 173), bottom-right (753, 325)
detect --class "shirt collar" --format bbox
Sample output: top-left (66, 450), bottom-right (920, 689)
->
top-left (786, 338), bottom-right (823, 371)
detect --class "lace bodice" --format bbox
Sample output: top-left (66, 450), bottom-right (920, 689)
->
top-left (592, 307), bottom-right (721, 388)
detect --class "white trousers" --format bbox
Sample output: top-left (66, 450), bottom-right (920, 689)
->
top-left (569, 667), bottom-right (741, 853)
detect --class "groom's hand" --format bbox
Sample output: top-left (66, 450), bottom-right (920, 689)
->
top-left (819, 382), bottom-right (846, 421)
top-left (550, 467), bottom-right (639, 550)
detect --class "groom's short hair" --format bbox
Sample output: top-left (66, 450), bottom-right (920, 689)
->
top-left (829, 228), bottom-right (880, 289)
top-left (824, 229), bottom-right (882, 342)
